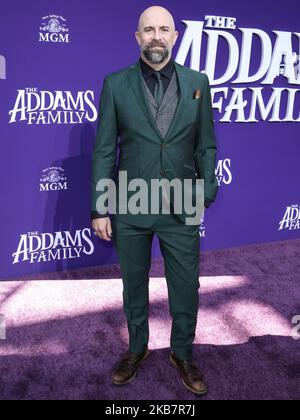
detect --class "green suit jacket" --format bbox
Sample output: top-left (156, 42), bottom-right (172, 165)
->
top-left (91, 59), bottom-right (218, 227)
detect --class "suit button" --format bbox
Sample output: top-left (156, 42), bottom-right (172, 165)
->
top-left (160, 169), bottom-right (164, 175)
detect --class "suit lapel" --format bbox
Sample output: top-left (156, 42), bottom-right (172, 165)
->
top-left (164, 62), bottom-right (188, 142)
top-left (128, 59), bottom-right (188, 143)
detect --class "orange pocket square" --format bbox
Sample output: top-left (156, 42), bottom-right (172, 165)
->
top-left (193, 89), bottom-right (201, 99)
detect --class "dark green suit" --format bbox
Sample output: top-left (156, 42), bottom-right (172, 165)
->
top-left (91, 59), bottom-right (218, 360)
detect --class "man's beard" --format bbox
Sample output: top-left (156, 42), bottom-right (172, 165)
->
top-left (141, 42), bottom-right (170, 64)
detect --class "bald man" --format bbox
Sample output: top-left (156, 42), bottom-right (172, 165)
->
top-left (91, 6), bottom-right (218, 396)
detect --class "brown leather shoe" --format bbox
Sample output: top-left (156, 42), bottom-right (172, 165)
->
top-left (111, 348), bottom-right (150, 385)
top-left (169, 352), bottom-right (208, 395)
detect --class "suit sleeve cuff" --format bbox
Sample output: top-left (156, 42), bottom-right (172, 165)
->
top-left (91, 211), bottom-right (109, 219)
top-left (204, 198), bottom-right (214, 209)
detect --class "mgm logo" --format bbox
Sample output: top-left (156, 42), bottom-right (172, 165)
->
top-left (39, 15), bottom-right (70, 43)
top-left (40, 167), bottom-right (68, 191)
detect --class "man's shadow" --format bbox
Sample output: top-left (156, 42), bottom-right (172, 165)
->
top-left (41, 123), bottom-right (116, 275)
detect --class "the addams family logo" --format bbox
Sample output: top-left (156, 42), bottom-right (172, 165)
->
top-left (176, 15), bottom-right (300, 122)
top-left (0, 54), bottom-right (6, 80)
top-left (12, 229), bottom-right (94, 264)
top-left (199, 217), bottom-right (205, 237)
top-left (40, 167), bottom-right (68, 191)
top-left (278, 205), bottom-right (300, 230)
top-left (8, 88), bottom-right (98, 124)
top-left (39, 14), bottom-right (70, 43)
top-left (216, 158), bottom-right (232, 186)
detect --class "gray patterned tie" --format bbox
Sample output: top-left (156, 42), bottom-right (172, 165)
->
top-left (153, 71), bottom-right (164, 107)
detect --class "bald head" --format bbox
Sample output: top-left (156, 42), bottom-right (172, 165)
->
top-left (137, 6), bottom-right (176, 32)
top-left (135, 6), bottom-right (178, 69)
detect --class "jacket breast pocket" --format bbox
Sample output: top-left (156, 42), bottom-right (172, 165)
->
top-left (184, 99), bottom-right (200, 125)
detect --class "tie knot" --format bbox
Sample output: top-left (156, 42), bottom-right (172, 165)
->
top-left (154, 71), bottom-right (161, 81)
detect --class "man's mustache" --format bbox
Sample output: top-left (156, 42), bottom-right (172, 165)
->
top-left (147, 43), bottom-right (166, 48)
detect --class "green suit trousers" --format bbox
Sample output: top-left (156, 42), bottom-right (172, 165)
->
top-left (111, 211), bottom-right (200, 361)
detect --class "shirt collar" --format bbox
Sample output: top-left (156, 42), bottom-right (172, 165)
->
top-left (139, 56), bottom-right (174, 79)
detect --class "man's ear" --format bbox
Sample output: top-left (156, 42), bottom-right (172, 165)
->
top-left (134, 31), bottom-right (140, 45)
top-left (173, 31), bottom-right (179, 45)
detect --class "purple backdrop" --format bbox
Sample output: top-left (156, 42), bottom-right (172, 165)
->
top-left (0, 0), bottom-right (299, 280)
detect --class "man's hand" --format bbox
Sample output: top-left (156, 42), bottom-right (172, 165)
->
top-left (92, 217), bottom-right (112, 241)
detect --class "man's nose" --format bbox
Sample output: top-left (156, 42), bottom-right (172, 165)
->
top-left (153, 29), bottom-right (162, 39)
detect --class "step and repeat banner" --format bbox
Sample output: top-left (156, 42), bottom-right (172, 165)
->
top-left (0, 0), bottom-right (299, 279)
